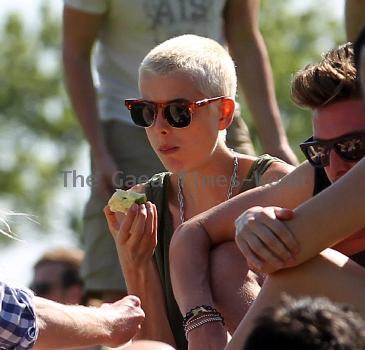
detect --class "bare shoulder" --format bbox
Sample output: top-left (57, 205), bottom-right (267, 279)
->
top-left (259, 160), bottom-right (295, 185)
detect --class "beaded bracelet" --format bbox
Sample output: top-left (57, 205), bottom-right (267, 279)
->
top-left (184, 312), bottom-right (220, 327)
top-left (184, 316), bottom-right (224, 339)
top-left (183, 305), bottom-right (221, 326)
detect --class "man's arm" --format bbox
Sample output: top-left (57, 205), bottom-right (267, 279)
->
top-left (34, 295), bottom-right (144, 349)
top-left (235, 157), bottom-right (365, 273)
top-left (224, 0), bottom-right (297, 164)
top-left (63, 6), bottom-right (117, 198)
top-left (284, 157), bottom-right (365, 265)
top-left (169, 162), bottom-right (312, 346)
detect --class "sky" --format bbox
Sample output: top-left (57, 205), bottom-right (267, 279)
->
top-left (1, 0), bottom-right (62, 27)
top-left (0, 0), bottom-right (346, 287)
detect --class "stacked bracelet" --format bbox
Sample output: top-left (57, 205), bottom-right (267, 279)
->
top-left (183, 305), bottom-right (224, 339)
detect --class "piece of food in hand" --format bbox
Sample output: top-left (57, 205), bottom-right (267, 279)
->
top-left (108, 189), bottom-right (147, 213)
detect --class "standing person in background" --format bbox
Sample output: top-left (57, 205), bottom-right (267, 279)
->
top-left (62, 0), bottom-right (298, 303)
top-left (345, 0), bottom-right (365, 41)
top-left (30, 247), bottom-right (84, 305)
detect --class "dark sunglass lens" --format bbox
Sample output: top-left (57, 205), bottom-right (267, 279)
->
top-left (130, 103), bottom-right (155, 127)
top-left (30, 282), bottom-right (52, 296)
top-left (305, 144), bottom-right (329, 167)
top-left (337, 135), bottom-right (365, 161)
top-left (165, 102), bottom-right (191, 128)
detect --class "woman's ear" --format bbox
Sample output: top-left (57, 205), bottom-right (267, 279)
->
top-left (218, 98), bottom-right (235, 130)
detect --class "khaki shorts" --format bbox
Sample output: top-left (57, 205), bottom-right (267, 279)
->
top-left (81, 117), bottom-right (254, 293)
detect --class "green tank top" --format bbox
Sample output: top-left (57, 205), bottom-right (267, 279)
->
top-left (144, 154), bottom-right (279, 349)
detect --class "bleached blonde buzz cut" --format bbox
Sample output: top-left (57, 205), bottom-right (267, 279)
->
top-left (139, 34), bottom-right (237, 98)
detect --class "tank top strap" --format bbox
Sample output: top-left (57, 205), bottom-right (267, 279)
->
top-left (144, 172), bottom-right (171, 210)
top-left (239, 154), bottom-right (283, 192)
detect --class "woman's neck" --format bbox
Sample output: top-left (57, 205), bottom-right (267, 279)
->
top-left (171, 148), bottom-right (251, 221)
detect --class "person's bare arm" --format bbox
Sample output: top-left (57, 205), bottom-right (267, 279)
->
top-left (345, 0), bottom-right (365, 41)
top-left (63, 6), bottom-right (117, 197)
top-left (169, 162), bottom-right (311, 346)
top-left (105, 185), bottom-right (176, 346)
top-left (34, 295), bottom-right (144, 349)
top-left (284, 157), bottom-right (365, 265)
top-left (224, 0), bottom-right (297, 164)
top-left (236, 157), bottom-right (365, 274)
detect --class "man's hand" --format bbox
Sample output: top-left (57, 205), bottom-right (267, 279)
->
top-left (34, 294), bottom-right (144, 349)
top-left (235, 206), bottom-right (299, 273)
top-left (100, 295), bottom-right (145, 348)
top-left (104, 202), bottom-right (158, 270)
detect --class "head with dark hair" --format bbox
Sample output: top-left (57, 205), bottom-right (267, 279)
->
top-left (31, 247), bottom-right (84, 304)
top-left (291, 42), bottom-right (360, 109)
top-left (244, 295), bottom-right (365, 350)
top-left (292, 42), bottom-right (365, 184)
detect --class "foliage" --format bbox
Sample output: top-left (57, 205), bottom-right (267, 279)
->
top-left (0, 4), bottom-right (82, 243)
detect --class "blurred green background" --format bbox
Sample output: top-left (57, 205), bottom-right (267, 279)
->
top-left (0, 0), bottom-right (344, 246)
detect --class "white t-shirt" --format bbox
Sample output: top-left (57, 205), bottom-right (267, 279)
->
top-left (64, 0), bottom-right (227, 124)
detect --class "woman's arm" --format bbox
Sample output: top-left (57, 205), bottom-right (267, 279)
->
top-left (170, 162), bottom-right (311, 316)
top-left (104, 190), bottom-right (176, 346)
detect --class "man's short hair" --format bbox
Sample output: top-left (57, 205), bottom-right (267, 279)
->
top-left (244, 295), bottom-right (365, 350)
top-left (291, 42), bottom-right (361, 109)
top-left (139, 34), bottom-right (237, 98)
top-left (34, 247), bottom-right (84, 288)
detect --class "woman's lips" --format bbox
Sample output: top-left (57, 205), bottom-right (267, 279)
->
top-left (158, 146), bottom-right (179, 154)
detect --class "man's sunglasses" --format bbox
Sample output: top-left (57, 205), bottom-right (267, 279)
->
top-left (29, 282), bottom-right (56, 296)
top-left (300, 132), bottom-right (365, 168)
top-left (125, 96), bottom-right (227, 128)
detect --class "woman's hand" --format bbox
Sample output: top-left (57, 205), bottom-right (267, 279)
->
top-left (104, 202), bottom-right (158, 270)
top-left (234, 206), bottom-right (299, 273)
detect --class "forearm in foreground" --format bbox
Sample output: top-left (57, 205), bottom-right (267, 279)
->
top-left (124, 261), bottom-right (176, 347)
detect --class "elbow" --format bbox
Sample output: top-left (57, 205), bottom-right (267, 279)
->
top-left (170, 219), bottom-right (212, 268)
top-left (169, 221), bottom-right (190, 259)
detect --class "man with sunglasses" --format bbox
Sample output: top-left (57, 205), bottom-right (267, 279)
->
top-left (30, 247), bottom-right (84, 305)
top-left (169, 42), bottom-right (365, 349)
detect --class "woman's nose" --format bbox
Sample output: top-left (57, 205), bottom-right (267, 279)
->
top-left (153, 107), bottom-right (170, 132)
